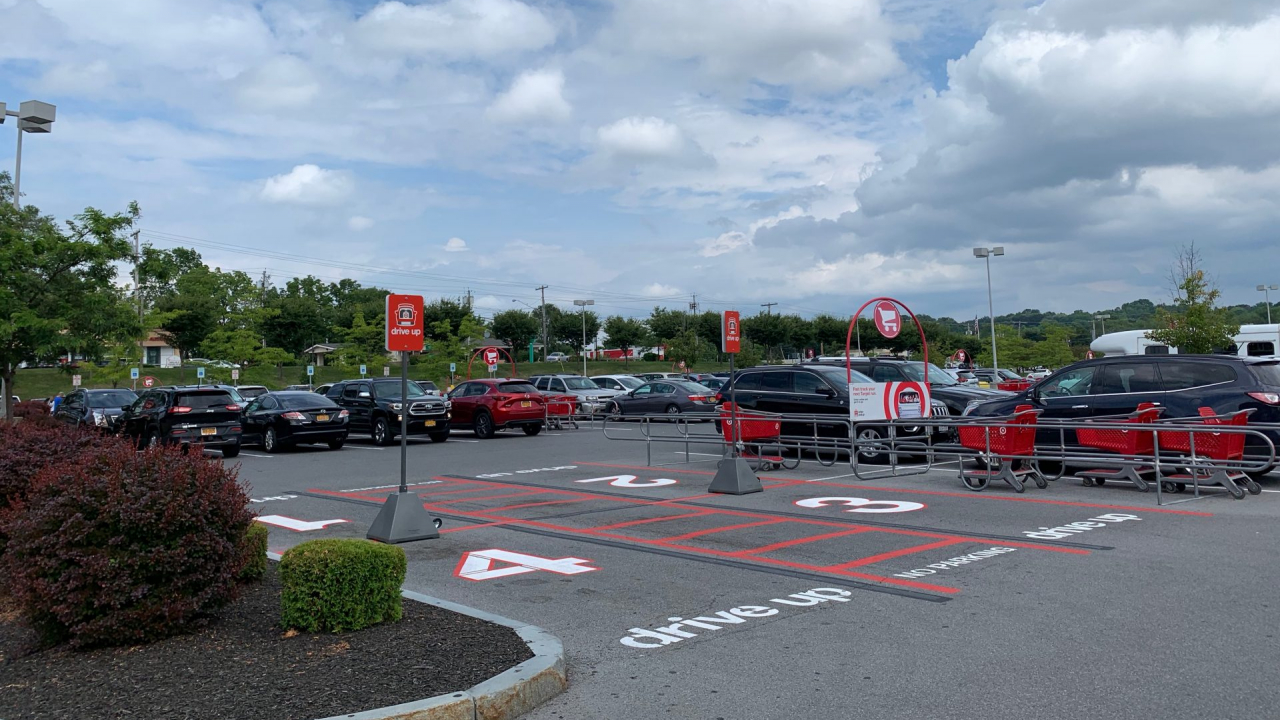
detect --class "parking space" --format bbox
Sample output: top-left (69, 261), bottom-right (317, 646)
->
top-left (231, 426), bottom-right (1280, 720)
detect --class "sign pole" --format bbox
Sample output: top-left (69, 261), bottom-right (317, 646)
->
top-left (399, 352), bottom-right (408, 494)
top-left (708, 310), bottom-right (761, 495)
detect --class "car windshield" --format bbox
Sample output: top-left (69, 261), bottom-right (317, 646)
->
top-left (499, 382), bottom-right (539, 394)
top-left (88, 390), bottom-right (137, 408)
top-left (811, 366), bottom-right (873, 387)
top-left (175, 391), bottom-right (235, 408)
top-left (238, 387), bottom-right (268, 399)
top-left (564, 377), bottom-right (598, 390)
top-left (900, 363), bottom-right (958, 385)
top-left (614, 376), bottom-right (644, 389)
top-left (999, 370), bottom-right (1023, 380)
top-left (371, 380), bottom-right (428, 399)
top-left (280, 394), bottom-right (337, 409)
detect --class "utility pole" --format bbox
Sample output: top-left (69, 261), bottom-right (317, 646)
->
top-left (689, 295), bottom-right (699, 364)
top-left (133, 230), bottom-right (143, 372)
top-left (761, 302), bottom-right (777, 315)
top-left (536, 285), bottom-right (549, 362)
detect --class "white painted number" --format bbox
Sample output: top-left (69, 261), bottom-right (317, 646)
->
top-left (575, 474), bottom-right (678, 488)
top-left (255, 515), bottom-right (349, 531)
top-left (794, 496), bottom-right (926, 514)
top-left (456, 549), bottom-right (598, 581)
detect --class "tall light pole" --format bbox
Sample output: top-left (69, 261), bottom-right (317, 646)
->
top-left (1258, 285), bottom-right (1277, 324)
top-left (1092, 313), bottom-right (1111, 340)
top-left (574, 300), bottom-right (594, 376)
top-left (973, 246), bottom-right (1004, 370)
top-left (1, 100), bottom-right (57, 208)
top-left (535, 285), bottom-right (549, 362)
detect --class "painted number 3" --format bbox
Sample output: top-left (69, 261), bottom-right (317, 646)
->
top-left (576, 475), bottom-right (678, 488)
top-left (794, 496), bottom-right (926, 514)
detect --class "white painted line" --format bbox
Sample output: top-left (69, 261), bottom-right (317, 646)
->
top-left (451, 439), bottom-right (481, 443)
top-left (1261, 489), bottom-right (1280, 494)
top-left (255, 515), bottom-right (350, 532)
top-left (808, 472), bottom-right (858, 482)
top-left (238, 452), bottom-right (274, 458)
top-left (342, 445), bottom-right (387, 451)
top-left (673, 452), bottom-right (724, 457)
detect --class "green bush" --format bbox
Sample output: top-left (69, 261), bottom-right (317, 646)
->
top-left (280, 539), bottom-right (406, 633)
top-left (239, 523), bottom-right (270, 582)
top-left (642, 352), bottom-right (658, 362)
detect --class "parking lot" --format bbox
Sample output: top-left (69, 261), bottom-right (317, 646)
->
top-left (235, 423), bottom-right (1280, 720)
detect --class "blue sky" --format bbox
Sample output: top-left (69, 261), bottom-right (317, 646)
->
top-left (3, 0), bottom-right (1279, 321)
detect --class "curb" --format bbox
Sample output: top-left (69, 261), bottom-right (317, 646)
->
top-left (315, 589), bottom-right (566, 720)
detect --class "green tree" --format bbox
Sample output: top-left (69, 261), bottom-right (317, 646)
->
top-left (602, 316), bottom-right (651, 365)
top-left (0, 172), bottom-right (140, 419)
top-left (1146, 244), bottom-right (1239, 354)
top-left (492, 309), bottom-right (539, 354)
top-left (666, 330), bottom-right (705, 369)
top-left (741, 313), bottom-right (790, 361)
top-left (647, 306), bottom-right (687, 341)
top-left (553, 308), bottom-right (600, 356)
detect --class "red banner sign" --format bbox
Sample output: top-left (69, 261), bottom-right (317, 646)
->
top-left (385, 294), bottom-right (425, 352)
top-left (722, 311), bottom-right (741, 354)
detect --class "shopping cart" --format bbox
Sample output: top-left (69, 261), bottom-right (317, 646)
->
top-left (956, 404), bottom-right (1045, 493)
top-left (718, 403), bottom-right (795, 471)
top-left (1155, 408), bottom-right (1258, 498)
top-left (544, 394), bottom-right (579, 430)
top-left (1075, 402), bottom-right (1162, 491)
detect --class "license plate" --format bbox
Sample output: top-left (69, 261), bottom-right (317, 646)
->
top-left (521, 401), bottom-right (532, 408)
top-left (316, 415), bottom-right (329, 422)
top-left (425, 420), bottom-right (436, 427)
top-left (201, 427), bottom-right (217, 436)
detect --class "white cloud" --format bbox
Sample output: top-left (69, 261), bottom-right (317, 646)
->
top-left (597, 116), bottom-right (689, 159)
top-left (641, 282), bottom-right (682, 297)
top-left (260, 165), bottom-right (353, 204)
top-left (487, 68), bottom-right (571, 123)
top-left (698, 206), bottom-right (808, 256)
top-left (348, 216), bottom-right (375, 231)
top-left (353, 0), bottom-right (558, 60)
top-left (443, 237), bottom-right (469, 252)
top-left (235, 55), bottom-right (320, 109)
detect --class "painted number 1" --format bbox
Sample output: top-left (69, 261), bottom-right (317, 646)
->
top-left (794, 496), bottom-right (926, 514)
top-left (575, 475), bottom-right (678, 488)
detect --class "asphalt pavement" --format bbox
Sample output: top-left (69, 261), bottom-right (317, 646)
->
top-left (230, 419), bottom-right (1280, 720)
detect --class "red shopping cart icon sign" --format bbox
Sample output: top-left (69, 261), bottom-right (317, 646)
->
top-left (874, 301), bottom-right (900, 339)
top-left (484, 348), bottom-right (499, 365)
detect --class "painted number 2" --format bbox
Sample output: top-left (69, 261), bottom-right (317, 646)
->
top-left (795, 496), bottom-right (926, 514)
top-left (575, 475), bottom-right (678, 488)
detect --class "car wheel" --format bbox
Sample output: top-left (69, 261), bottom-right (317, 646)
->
top-left (221, 444), bottom-right (241, 458)
top-left (855, 427), bottom-right (887, 464)
top-left (372, 417), bottom-right (394, 446)
top-left (263, 427), bottom-right (282, 453)
top-left (665, 404), bottom-right (680, 416)
top-left (523, 423), bottom-right (543, 436)
top-left (428, 430), bottom-right (450, 443)
top-left (474, 411), bottom-right (495, 439)
top-left (327, 438), bottom-right (345, 450)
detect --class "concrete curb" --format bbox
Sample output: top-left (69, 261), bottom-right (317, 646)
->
top-left (315, 590), bottom-right (566, 720)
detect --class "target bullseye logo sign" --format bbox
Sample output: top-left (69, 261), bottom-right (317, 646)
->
top-left (873, 300), bottom-right (900, 339)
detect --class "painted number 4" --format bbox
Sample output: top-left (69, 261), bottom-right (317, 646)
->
top-left (575, 475), bottom-right (677, 488)
top-left (455, 549), bottom-right (599, 581)
top-left (795, 496), bottom-right (926, 514)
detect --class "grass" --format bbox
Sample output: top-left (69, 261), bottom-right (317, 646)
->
top-left (9, 360), bottom-right (733, 400)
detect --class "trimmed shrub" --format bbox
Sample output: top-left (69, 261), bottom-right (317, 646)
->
top-left (12, 400), bottom-right (58, 428)
top-left (2, 443), bottom-right (253, 647)
top-left (239, 522), bottom-right (270, 582)
top-left (642, 352), bottom-right (659, 362)
top-left (280, 539), bottom-right (406, 633)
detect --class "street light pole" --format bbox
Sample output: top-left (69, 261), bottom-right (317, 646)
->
top-left (2, 100), bottom-right (57, 209)
top-left (574, 300), bottom-right (594, 376)
top-left (973, 246), bottom-right (1004, 370)
top-left (1092, 313), bottom-right (1111, 340)
top-left (1258, 285), bottom-right (1278, 324)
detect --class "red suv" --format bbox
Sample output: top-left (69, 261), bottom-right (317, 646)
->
top-left (446, 379), bottom-right (547, 439)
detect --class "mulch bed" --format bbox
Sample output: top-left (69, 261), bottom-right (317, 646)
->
top-left (0, 565), bottom-right (533, 720)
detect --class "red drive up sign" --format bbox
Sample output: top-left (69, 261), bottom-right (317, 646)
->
top-left (873, 300), bottom-right (900, 339)
top-left (722, 311), bottom-right (741, 354)
top-left (386, 294), bottom-right (425, 352)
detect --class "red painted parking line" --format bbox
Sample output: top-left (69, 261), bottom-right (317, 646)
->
top-left (658, 519), bottom-right (787, 542)
top-left (485, 498), bottom-right (595, 513)
top-left (592, 511), bottom-right (713, 531)
top-left (825, 539), bottom-right (967, 571)
top-left (730, 528), bottom-right (872, 557)
top-left (432, 489), bottom-right (548, 505)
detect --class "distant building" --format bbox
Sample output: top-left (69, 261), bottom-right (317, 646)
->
top-left (142, 332), bottom-right (181, 368)
top-left (302, 342), bottom-right (348, 367)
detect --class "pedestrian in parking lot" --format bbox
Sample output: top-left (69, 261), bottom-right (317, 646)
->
top-left (50, 392), bottom-right (64, 412)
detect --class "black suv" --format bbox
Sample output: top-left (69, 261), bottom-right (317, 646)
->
top-left (117, 386), bottom-right (242, 457)
top-left (806, 358), bottom-right (1012, 415)
top-left (53, 388), bottom-right (138, 431)
top-left (325, 379), bottom-right (450, 445)
top-left (965, 355), bottom-right (1280, 476)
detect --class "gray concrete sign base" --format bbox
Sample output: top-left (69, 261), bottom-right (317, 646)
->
top-left (707, 456), bottom-right (763, 495)
top-left (366, 491), bottom-right (441, 544)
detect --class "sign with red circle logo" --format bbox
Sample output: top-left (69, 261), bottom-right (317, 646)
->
top-left (1086, 350), bottom-right (1095, 360)
top-left (873, 300), bottom-right (901, 339)
top-left (484, 348), bottom-right (500, 366)
top-left (143, 376), bottom-right (156, 388)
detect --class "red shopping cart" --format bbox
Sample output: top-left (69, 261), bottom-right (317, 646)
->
top-left (956, 404), bottom-right (1044, 493)
top-left (719, 403), bottom-right (791, 471)
top-left (1155, 407), bottom-right (1257, 498)
top-left (1075, 402), bottom-right (1162, 491)
top-left (544, 394), bottom-right (578, 430)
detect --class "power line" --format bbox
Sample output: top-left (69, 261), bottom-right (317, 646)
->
top-left (761, 302), bottom-right (777, 315)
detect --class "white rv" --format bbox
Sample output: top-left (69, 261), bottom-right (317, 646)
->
top-left (1090, 325), bottom-right (1280, 358)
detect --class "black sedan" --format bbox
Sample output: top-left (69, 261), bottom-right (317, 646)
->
top-left (53, 388), bottom-right (138, 431)
top-left (240, 391), bottom-right (349, 452)
top-left (606, 380), bottom-right (717, 416)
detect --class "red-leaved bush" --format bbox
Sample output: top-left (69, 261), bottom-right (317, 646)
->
top-left (11, 399), bottom-right (58, 428)
top-left (2, 442), bottom-right (254, 647)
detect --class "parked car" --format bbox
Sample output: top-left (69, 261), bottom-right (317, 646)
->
top-left (186, 358), bottom-right (240, 369)
top-left (635, 372), bottom-right (687, 382)
top-left (964, 355), bottom-right (1280, 477)
top-left (530, 374), bottom-right (618, 414)
top-left (325, 379), bottom-right (451, 445)
top-left (590, 374), bottom-right (645, 392)
top-left (546, 352), bottom-right (570, 363)
top-left (606, 380), bottom-right (717, 416)
top-left (235, 385), bottom-right (270, 400)
top-left (240, 391), bottom-right (349, 452)
top-left (806, 358), bottom-right (1011, 417)
top-left (116, 386), bottom-right (243, 457)
top-left (970, 368), bottom-right (1032, 392)
top-left (314, 383), bottom-right (333, 396)
top-left (419, 380), bottom-right (442, 395)
top-left (1026, 368), bottom-right (1052, 381)
top-left (53, 388), bottom-right (138, 430)
top-left (447, 378), bottom-right (546, 438)
top-left (283, 384), bottom-right (313, 391)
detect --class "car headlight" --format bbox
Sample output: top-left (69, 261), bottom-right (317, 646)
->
top-left (93, 410), bottom-right (107, 427)
top-left (963, 401), bottom-right (981, 416)
top-left (390, 402), bottom-right (402, 411)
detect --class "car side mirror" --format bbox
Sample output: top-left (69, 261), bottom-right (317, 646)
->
top-left (819, 387), bottom-right (836, 398)
top-left (122, 406), bottom-right (131, 412)
top-left (358, 391), bottom-right (371, 398)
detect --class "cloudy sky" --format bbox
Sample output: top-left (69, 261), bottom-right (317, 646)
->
top-left (3, 0), bottom-right (1278, 321)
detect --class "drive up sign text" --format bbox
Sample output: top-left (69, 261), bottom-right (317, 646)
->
top-left (722, 311), bottom-right (741, 354)
top-left (386, 294), bottom-right (425, 352)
